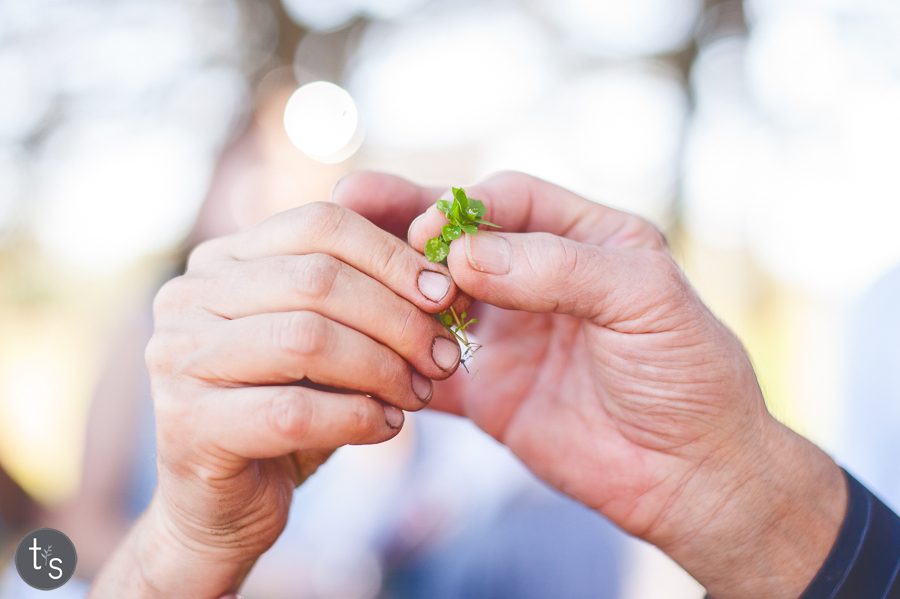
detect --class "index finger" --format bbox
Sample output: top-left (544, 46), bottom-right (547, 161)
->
top-left (407, 171), bottom-right (666, 251)
top-left (190, 202), bottom-right (459, 314)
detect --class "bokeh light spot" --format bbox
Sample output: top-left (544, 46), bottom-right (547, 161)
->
top-left (538, 0), bottom-right (702, 58)
top-left (284, 81), bottom-right (363, 163)
top-left (347, 7), bottom-right (552, 150)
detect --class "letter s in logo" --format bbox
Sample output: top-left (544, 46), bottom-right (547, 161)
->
top-left (48, 558), bottom-right (63, 580)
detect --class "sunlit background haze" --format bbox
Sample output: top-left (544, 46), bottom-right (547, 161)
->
top-left (2, 0), bottom-right (900, 596)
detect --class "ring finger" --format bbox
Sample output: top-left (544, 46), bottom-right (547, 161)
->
top-left (178, 310), bottom-right (435, 411)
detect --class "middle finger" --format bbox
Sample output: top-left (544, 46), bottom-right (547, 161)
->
top-left (194, 253), bottom-right (461, 379)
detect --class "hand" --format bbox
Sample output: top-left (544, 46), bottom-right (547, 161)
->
top-left (334, 172), bottom-right (847, 599)
top-left (91, 202), bottom-right (462, 598)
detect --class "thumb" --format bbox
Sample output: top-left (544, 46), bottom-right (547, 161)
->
top-left (448, 231), bottom-right (692, 331)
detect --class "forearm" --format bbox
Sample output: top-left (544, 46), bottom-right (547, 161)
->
top-left (89, 495), bottom-right (256, 599)
top-left (661, 420), bottom-right (847, 599)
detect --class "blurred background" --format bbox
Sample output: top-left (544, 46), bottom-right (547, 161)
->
top-left (2, 0), bottom-right (900, 597)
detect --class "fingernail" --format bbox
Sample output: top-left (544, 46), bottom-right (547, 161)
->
top-left (465, 232), bottom-right (510, 275)
top-left (418, 270), bottom-right (451, 303)
top-left (384, 404), bottom-right (405, 429)
top-left (408, 213), bottom-right (425, 245)
top-left (330, 174), bottom-right (350, 201)
top-left (432, 336), bottom-right (461, 371)
top-left (411, 369), bottom-right (434, 404)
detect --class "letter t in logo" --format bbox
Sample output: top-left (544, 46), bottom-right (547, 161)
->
top-left (29, 539), bottom-right (41, 570)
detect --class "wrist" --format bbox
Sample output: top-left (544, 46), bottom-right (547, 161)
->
top-left (659, 417), bottom-right (847, 599)
top-left (145, 493), bottom-right (258, 594)
top-left (90, 494), bottom-right (257, 599)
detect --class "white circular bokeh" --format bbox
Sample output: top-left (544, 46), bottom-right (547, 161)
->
top-left (280, 0), bottom-right (433, 31)
top-left (346, 7), bottom-right (553, 150)
top-left (537, 0), bottom-right (702, 58)
top-left (482, 65), bottom-right (688, 218)
top-left (683, 4), bottom-right (900, 297)
top-left (283, 81), bottom-right (364, 163)
top-left (34, 120), bottom-right (213, 274)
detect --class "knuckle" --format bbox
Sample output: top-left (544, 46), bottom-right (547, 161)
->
top-left (374, 350), bottom-right (404, 394)
top-left (289, 254), bottom-right (341, 301)
top-left (153, 263), bottom-right (231, 324)
top-left (294, 201), bottom-right (345, 242)
top-left (186, 237), bottom-right (230, 269)
top-left (394, 304), bottom-right (423, 351)
top-left (152, 276), bottom-right (190, 320)
top-left (372, 240), bottom-right (410, 281)
top-left (387, 361), bottom-right (414, 406)
top-left (278, 311), bottom-right (329, 357)
top-left (647, 221), bottom-right (669, 250)
top-left (151, 389), bottom-right (189, 431)
top-left (267, 387), bottom-right (312, 441)
top-left (645, 249), bottom-right (676, 278)
top-left (547, 234), bottom-right (577, 275)
top-left (629, 215), bottom-right (668, 250)
top-left (561, 238), bottom-right (592, 283)
top-left (605, 214), bottom-right (668, 251)
top-left (149, 385), bottom-right (206, 454)
top-left (521, 233), bottom-right (569, 281)
top-left (646, 250), bottom-right (689, 295)
top-left (144, 334), bottom-right (169, 375)
top-left (532, 235), bottom-right (589, 313)
top-left (144, 330), bottom-right (196, 387)
top-left (347, 398), bottom-right (380, 439)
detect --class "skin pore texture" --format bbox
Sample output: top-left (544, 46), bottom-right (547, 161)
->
top-left (89, 171), bottom-right (846, 599)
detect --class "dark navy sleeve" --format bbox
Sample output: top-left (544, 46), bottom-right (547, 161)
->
top-left (797, 469), bottom-right (900, 599)
top-left (704, 469), bottom-right (900, 599)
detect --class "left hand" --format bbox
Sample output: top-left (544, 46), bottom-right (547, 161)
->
top-left (89, 201), bottom-right (462, 599)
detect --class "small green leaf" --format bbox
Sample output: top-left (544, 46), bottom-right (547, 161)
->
top-left (452, 187), bottom-right (469, 214)
top-left (425, 237), bottom-right (450, 263)
top-left (440, 313), bottom-right (454, 326)
top-left (469, 318), bottom-right (479, 325)
top-left (442, 224), bottom-right (462, 241)
top-left (474, 218), bottom-right (501, 228)
top-left (436, 199), bottom-right (453, 214)
top-left (460, 224), bottom-right (478, 234)
top-left (468, 199), bottom-right (487, 218)
top-left (461, 312), bottom-right (467, 320)
top-left (450, 202), bottom-right (463, 225)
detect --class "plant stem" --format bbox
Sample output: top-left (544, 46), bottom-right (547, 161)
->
top-left (447, 305), bottom-right (480, 379)
top-left (449, 306), bottom-right (469, 345)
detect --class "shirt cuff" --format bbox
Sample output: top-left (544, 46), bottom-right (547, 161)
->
top-left (702, 469), bottom-right (900, 599)
top-left (796, 468), bottom-right (900, 599)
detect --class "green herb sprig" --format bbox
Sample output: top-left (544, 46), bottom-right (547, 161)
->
top-left (424, 187), bottom-right (500, 264)
top-left (425, 187), bottom-right (500, 375)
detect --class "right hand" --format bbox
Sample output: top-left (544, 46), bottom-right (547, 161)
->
top-left (139, 201), bottom-right (462, 597)
top-left (336, 171), bottom-right (847, 599)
